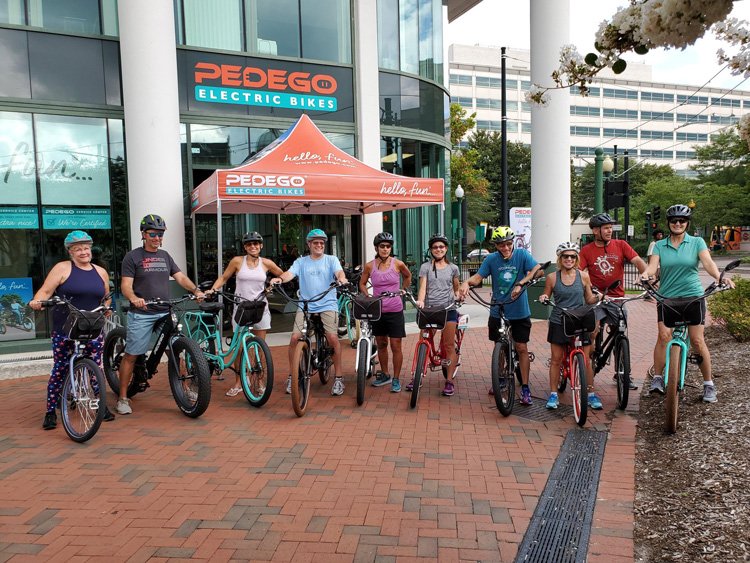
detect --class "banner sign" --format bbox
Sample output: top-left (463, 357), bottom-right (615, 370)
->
top-left (0, 207), bottom-right (38, 229)
top-left (0, 277), bottom-right (35, 341)
top-left (509, 207), bottom-right (532, 253)
top-left (42, 207), bottom-right (111, 230)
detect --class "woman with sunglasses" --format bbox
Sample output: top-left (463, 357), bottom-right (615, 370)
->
top-left (643, 204), bottom-right (734, 402)
top-left (210, 232), bottom-right (283, 397)
top-left (411, 234), bottom-right (461, 397)
top-left (538, 242), bottom-right (599, 410)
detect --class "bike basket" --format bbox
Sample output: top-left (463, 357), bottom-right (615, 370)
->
top-left (562, 306), bottom-right (596, 337)
top-left (353, 295), bottom-right (382, 322)
top-left (417, 307), bottom-right (447, 330)
top-left (62, 310), bottom-right (105, 341)
top-left (661, 297), bottom-right (704, 328)
top-left (233, 299), bottom-right (265, 326)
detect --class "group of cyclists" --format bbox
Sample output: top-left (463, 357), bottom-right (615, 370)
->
top-left (31, 203), bottom-right (735, 430)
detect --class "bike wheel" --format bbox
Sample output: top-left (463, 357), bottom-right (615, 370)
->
top-left (410, 343), bottom-right (428, 409)
top-left (614, 338), bottom-right (631, 410)
top-left (492, 340), bottom-right (515, 417)
top-left (665, 344), bottom-right (681, 434)
top-left (571, 351), bottom-right (587, 427)
top-left (240, 335), bottom-right (274, 408)
top-left (167, 336), bottom-right (211, 418)
top-left (103, 327), bottom-right (129, 395)
top-left (316, 333), bottom-right (333, 385)
top-left (442, 329), bottom-right (464, 379)
top-left (557, 367), bottom-right (568, 392)
top-left (60, 358), bottom-right (105, 443)
top-left (192, 328), bottom-right (217, 357)
top-left (356, 340), bottom-right (368, 406)
top-left (22, 316), bottom-right (34, 331)
top-left (291, 341), bottom-right (311, 417)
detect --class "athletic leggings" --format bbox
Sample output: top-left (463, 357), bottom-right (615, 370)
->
top-left (46, 331), bottom-right (103, 413)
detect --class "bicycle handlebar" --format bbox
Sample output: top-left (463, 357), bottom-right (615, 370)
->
top-left (39, 295), bottom-right (111, 315)
top-left (401, 289), bottom-right (462, 311)
top-left (271, 281), bottom-right (340, 306)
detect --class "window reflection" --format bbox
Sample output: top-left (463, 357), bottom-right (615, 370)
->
top-left (29, 0), bottom-right (101, 34)
top-left (184, 0), bottom-right (242, 51)
top-left (191, 124), bottom-right (250, 166)
top-left (0, 0), bottom-right (25, 25)
top-left (301, 0), bottom-right (351, 63)
top-left (0, 111), bottom-right (36, 205)
top-left (254, 0), bottom-right (300, 57)
top-left (399, 0), bottom-right (419, 75)
top-left (377, 0), bottom-right (399, 70)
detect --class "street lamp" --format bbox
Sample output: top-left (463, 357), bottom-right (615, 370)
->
top-left (455, 184), bottom-right (465, 269)
top-left (594, 149), bottom-right (615, 214)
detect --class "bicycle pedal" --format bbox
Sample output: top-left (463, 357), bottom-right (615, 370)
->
top-left (688, 353), bottom-right (704, 365)
top-left (528, 352), bottom-right (535, 363)
top-left (441, 359), bottom-right (451, 367)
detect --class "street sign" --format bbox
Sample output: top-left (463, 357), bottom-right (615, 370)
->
top-left (627, 225), bottom-right (634, 237)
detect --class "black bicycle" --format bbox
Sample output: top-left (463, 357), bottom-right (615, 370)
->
top-left (103, 295), bottom-right (212, 418)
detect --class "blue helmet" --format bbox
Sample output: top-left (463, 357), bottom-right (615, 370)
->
top-left (64, 230), bottom-right (93, 249)
top-left (306, 228), bottom-right (328, 241)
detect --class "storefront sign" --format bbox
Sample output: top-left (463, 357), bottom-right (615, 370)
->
top-left (509, 207), bottom-right (532, 253)
top-left (0, 277), bottom-right (35, 342)
top-left (0, 207), bottom-right (38, 229)
top-left (42, 207), bottom-right (111, 229)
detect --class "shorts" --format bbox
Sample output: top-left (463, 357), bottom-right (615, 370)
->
top-left (233, 306), bottom-right (271, 332)
top-left (372, 311), bottom-right (406, 338)
top-left (293, 309), bottom-right (338, 335)
top-left (126, 311), bottom-right (168, 355)
top-left (446, 310), bottom-right (458, 324)
top-left (547, 321), bottom-right (591, 346)
top-left (657, 299), bottom-right (705, 325)
top-left (595, 301), bottom-right (627, 325)
top-left (488, 316), bottom-right (532, 343)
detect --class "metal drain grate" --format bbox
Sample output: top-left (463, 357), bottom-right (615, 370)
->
top-left (511, 397), bottom-right (574, 422)
top-left (515, 428), bottom-right (607, 563)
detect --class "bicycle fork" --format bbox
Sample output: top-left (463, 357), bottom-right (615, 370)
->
top-left (664, 328), bottom-right (689, 390)
top-left (69, 348), bottom-right (100, 410)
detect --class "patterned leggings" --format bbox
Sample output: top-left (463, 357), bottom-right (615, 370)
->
top-left (46, 332), bottom-right (103, 413)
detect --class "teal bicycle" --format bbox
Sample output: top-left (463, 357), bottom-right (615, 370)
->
top-left (641, 259), bottom-right (739, 433)
top-left (337, 265), bottom-right (362, 346)
top-left (183, 289), bottom-right (274, 408)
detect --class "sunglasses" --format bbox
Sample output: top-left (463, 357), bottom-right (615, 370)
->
top-left (669, 218), bottom-right (688, 225)
top-left (431, 245), bottom-right (447, 250)
top-left (378, 243), bottom-right (392, 249)
top-left (244, 241), bottom-right (261, 246)
top-left (309, 240), bottom-right (326, 245)
top-left (560, 254), bottom-right (577, 260)
top-left (495, 241), bottom-right (513, 247)
top-left (145, 232), bottom-right (164, 238)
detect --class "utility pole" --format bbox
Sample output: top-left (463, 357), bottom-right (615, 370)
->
top-left (501, 47), bottom-right (509, 224)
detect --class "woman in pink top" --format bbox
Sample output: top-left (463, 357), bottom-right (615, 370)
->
top-left (210, 232), bottom-right (282, 397)
top-left (358, 232), bottom-right (412, 393)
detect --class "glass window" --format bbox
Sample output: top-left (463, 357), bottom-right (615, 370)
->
top-left (676, 150), bottom-right (696, 159)
top-left (34, 114), bottom-right (111, 206)
top-left (301, 0), bottom-right (351, 63)
top-left (450, 74), bottom-right (472, 85)
top-left (101, 0), bottom-right (118, 35)
top-left (677, 94), bottom-right (708, 106)
top-left (254, 0), bottom-right (301, 58)
top-left (571, 106), bottom-right (600, 117)
top-left (570, 126), bottom-right (600, 137)
top-left (676, 113), bottom-right (707, 123)
top-left (641, 91), bottom-right (674, 103)
top-left (0, 111), bottom-right (37, 205)
top-left (324, 132), bottom-right (355, 156)
top-left (603, 108), bottom-right (638, 119)
top-left (603, 88), bottom-right (637, 100)
top-left (377, 0), bottom-right (399, 70)
top-left (184, 0), bottom-right (242, 51)
top-left (0, 0), bottom-right (25, 24)
top-left (400, 75), bottom-right (420, 128)
top-left (399, 0), bottom-right (418, 74)
top-left (0, 29), bottom-right (31, 99)
top-left (380, 72), bottom-right (402, 126)
top-left (29, 0), bottom-right (101, 34)
top-left (250, 127), bottom-right (283, 155)
top-left (191, 124), bottom-right (250, 166)
top-left (431, 0), bottom-right (442, 83)
top-left (604, 128), bottom-right (638, 139)
top-left (418, 0), bottom-right (433, 79)
top-left (642, 111), bottom-right (674, 121)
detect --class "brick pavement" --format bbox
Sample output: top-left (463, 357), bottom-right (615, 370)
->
top-left (0, 299), bottom-right (658, 562)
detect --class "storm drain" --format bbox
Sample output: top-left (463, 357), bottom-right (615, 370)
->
top-left (511, 398), bottom-right (574, 422)
top-left (515, 429), bottom-right (607, 563)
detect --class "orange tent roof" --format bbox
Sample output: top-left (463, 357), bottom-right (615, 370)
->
top-left (190, 114), bottom-right (444, 216)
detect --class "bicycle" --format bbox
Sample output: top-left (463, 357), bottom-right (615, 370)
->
top-left (403, 291), bottom-right (466, 409)
top-left (102, 295), bottom-right (212, 418)
top-left (4, 309), bottom-right (34, 331)
top-left (641, 259), bottom-right (739, 433)
top-left (272, 282), bottom-right (339, 417)
top-left (183, 289), bottom-right (273, 408)
top-left (38, 295), bottom-right (110, 442)
top-left (337, 265), bottom-right (362, 346)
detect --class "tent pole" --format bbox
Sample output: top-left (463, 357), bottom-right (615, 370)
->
top-left (217, 199), bottom-right (223, 332)
top-left (192, 213), bottom-right (198, 282)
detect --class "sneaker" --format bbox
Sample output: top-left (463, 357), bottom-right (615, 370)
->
top-left (649, 375), bottom-right (665, 395)
top-left (442, 381), bottom-right (455, 396)
top-left (588, 392), bottom-right (603, 410)
top-left (285, 375), bottom-right (292, 394)
top-left (546, 393), bottom-right (559, 410)
top-left (331, 377), bottom-right (345, 396)
top-left (116, 398), bottom-right (132, 415)
top-left (405, 378), bottom-right (414, 391)
top-left (103, 407), bottom-right (115, 422)
top-left (629, 380), bottom-right (638, 390)
top-left (702, 384), bottom-right (717, 403)
top-left (42, 411), bottom-right (57, 430)
top-left (372, 371), bottom-right (392, 387)
top-left (391, 378), bottom-right (401, 393)
top-left (520, 385), bottom-right (532, 406)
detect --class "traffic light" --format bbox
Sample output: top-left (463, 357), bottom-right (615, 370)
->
top-left (652, 206), bottom-right (661, 221)
top-left (645, 211), bottom-right (652, 236)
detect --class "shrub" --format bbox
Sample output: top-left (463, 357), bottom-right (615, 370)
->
top-left (708, 277), bottom-right (750, 342)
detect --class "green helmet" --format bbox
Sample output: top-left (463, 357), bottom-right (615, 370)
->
top-left (306, 228), bottom-right (328, 241)
top-left (490, 226), bottom-right (515, 244)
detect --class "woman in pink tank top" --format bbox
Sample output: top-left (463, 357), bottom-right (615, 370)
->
top-left (358, 232), bottom-right (412, 393)
top-left (210, 232), bottom-right (283, 397)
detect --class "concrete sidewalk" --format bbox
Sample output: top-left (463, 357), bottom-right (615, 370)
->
top-left (0, 299), bottom-right (657, 561)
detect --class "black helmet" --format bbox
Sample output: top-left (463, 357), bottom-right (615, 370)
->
top-left (589, 213), bottom-right (615, 229)
top-left (140, 214), bottom-right (166, 231)
top-left (666, 204), bottom-right (692, 220)
top-left (373, 232), bottom-right (394, 246)
top-left (428, 233), bottom-right (449, 248)
top-left (242, 231), bottom-right (263, 244)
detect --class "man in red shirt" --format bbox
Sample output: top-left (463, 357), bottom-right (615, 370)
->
top-left (579, 213), bottom-right (647, 394)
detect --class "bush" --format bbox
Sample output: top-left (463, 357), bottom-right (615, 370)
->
top-left (708, 277), bottom-right (750, 342)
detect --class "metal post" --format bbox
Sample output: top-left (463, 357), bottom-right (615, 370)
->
top-left (457, 198), bottom-right (463, 271)
top-left (501, 47), bottom-right (509, 224)
top-left (623, 150), bottom-right (630, 242)
top-left (594, 148), bottom-right (604, 214)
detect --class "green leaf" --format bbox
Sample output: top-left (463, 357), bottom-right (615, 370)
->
top-left (612, 59), bottom-right (627, 74)
top-left (584, 53), bottom-right (599, 66)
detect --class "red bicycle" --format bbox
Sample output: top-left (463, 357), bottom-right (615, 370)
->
top-left (403, 291), bottom-right (466, 409)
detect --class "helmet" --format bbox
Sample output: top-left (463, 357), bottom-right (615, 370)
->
top-left (428, 233), bottom-right (449, 248)
top-left (242, 231), bottom-right (263, 244)
top-left (556, 241), bottom-right (580, 256)
top-left (306, 228), bottom-right (328, 241)
top-left (64, 230), bottom-right (93, 249)
top-left (666, 204), bottom-right (692, 220)
top-left (589, 213), bottom-right (615, 229)
top-left (490, 226), bottom-right (515, 244)
top-left (373, 232), bottom-right (394, 246)
top-left (140, 214), bottom-right (167, 232)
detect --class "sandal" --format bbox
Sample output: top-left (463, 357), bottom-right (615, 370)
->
top-left (225, 387), bottom-right (242, 397)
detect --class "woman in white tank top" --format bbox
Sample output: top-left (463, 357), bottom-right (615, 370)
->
top-left (210, 232), bottom-right (283, 396)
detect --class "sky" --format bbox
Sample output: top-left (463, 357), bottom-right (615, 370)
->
top-left (446, 0), bottom-right (750, 92)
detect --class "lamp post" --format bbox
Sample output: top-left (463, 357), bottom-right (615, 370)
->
top-left (455, 184), bottom-right (464, 269)
top-left (594, 149), bottom-right (615, 214)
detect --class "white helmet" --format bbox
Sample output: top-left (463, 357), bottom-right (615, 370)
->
top-left (556, 241), bottom-right (580, 256)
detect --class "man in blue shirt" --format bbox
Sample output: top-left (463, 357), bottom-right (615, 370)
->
top-left (460, 226), bottom-right (541, 404)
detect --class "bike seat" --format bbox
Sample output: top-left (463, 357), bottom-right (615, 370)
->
top-left (199, 302), bottom-right (224, 314)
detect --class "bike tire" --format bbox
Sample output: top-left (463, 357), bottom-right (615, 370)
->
top-left (291, 341), bottom-right (311, 417)
top-left (350, 318), bottom-right (360, 348)
top-left (167, 336), bottom-right (211, 418)
top-left (240, 335), bottom-right (274, 408)
top-left (665, 344), bottom-right (681, 434)
top-left (557, 367), bottom-right (567, 393)
top-left (60, 358), bottom-right (105, 443)
top-left (410, 343), bottom-right (428, 409)
top-left (337, 299), bottom-right (350, 336)
top-left (571, 351), bottom-right (587, 427)
top-left (316, 332), bottom-right (333, 385)
top-left (356, 340), bottom-right (368, 406)
top-left (22, 316), bottom-right (34, 331)
top-left (614, 338), bottom-right (631, 410)
top-left (492, 340), bottom-right (515, 417)
top-left (102, 326), bottom-right (136, 396)
top-left (192, 328), bottom-right (217, 357)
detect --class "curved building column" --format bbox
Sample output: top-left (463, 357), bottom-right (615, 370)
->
top-left (118, 0), bottom-right (186, 266)
top-left (530, 0), bottom-right (571, 261)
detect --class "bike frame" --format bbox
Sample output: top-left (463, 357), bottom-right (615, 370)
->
top-left (664, 325), bottom-right (689, 391)
top-left (184, 309), bottom-right (254, 371)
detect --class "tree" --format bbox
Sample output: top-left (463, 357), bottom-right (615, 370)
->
top-left (691, 129), bottom-right (750, 185)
